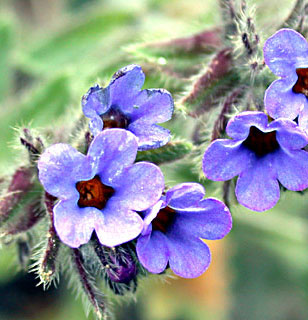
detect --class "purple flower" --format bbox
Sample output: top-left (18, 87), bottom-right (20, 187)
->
top-left (203, 111), bottom-right (308, 211)
top-left (82, 64), bottom-right (174, 151)
top-left (136, 183), bottom-right (232, 278)
top-left (38, 129), bottom-right (164, 248)
top-left (264, 28), bottom-right (308, 131)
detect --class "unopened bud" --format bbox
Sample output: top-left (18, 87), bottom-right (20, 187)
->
top-left (93, 240), bottom-right (138, 295)
top-left (106, 248), bottom-right (137, 284)
top-left (0, 167), bottom-right (34, 223)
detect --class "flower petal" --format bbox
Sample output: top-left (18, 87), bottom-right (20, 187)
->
top-left (276, 149), bottom-right (308, 191)
top-left (129, 89), bottom-right (174, 124)
top-left (264, 77), bottom-right (306, 120)
top-left (142, 200), bottom-right (164, 235)
top-left (94, 199), bottom-right (144, 247)
top-left (263, 28), bottom-right (308, 77)
top-left (109, 64), bottom-right (145, 114)
top-left (128, 121), bottom-right (171, 150)
top-left (271, 118), bottom-right (308, 150)
top-left (172, 198), bottom-right (232, 240)
top-left (114, 162), bottom-right (164, 211)
top-left (136, 231), bottom-right (169, 274)
top-left (87, 129), bottom-right (138, 186)
top-left (235, 155), bottom-right (280, 211)
top-left (299, 105), bottom-right (308, 133)
top-left (89, 116), bottom-right (103, 136)
top-left (167, 231), bottom-right (211, 278)
top-left (38, 143), bottom-right (92, 199)
top-left (54, 200), bottom-right (98, 248)
top-left (226, 111), bottom-right (269, 140)
top-left (165, 183), bottom-right (205, 210)
top-left (203, 139), bottom-right (250, 181)
top-left (82, 84), bottom-right (110, 118)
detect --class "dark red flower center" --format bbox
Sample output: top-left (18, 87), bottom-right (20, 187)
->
top-left (101, 108), bottom-right (129, 129)
top-left (243, 126), bottom-right (279, 157)
top-left (76, 175), bottom-right (114, 210)
top-left (293, 68), bottom-right (308, 96)
top-left (152, 206), bottom-right (176, 233)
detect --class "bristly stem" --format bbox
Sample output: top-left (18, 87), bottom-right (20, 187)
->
top-left (38, 192), bottom-right (60, 286)
top-left (136, 140), bottom-right (193, 165)
top-left (72, 248), bottom-right (106, 319)
top-left (20, 128), bottom-right (44, 165)
top-left (20, 137), bottom-right (40, 155)
top-left (218, 0), bottom-right (238, 39)
top-left (93, 235), bottom-right (109, 267)
top-left (17, 238), bottom-right (31, 270)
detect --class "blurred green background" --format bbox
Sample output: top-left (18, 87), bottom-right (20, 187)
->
top-left (1, 0), bottom-right (308, 319)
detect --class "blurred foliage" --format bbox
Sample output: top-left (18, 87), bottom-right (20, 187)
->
top-left (0, 0), bottom-right (308, 320)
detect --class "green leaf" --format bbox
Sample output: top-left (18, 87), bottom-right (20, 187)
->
top-left (0, 18), bottom-right (14, 102)
top-left (17, 10), bottom-right (136, 76)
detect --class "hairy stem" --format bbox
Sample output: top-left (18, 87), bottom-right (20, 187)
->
top-left (72, 248), bottom-right (106, 319)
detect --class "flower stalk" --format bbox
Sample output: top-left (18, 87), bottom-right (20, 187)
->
top-left (37, 192), bottom-right (60, 286)
top-left (72, 248), bottom-right (107, 320)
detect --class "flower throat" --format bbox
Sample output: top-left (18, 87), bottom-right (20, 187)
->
top-left (293, 68), bottom-right (308, 96)
top-left (243, 126), bottom-right (279, 157)
top-left (152, 206), bottom-right (176, 233)
top-left (101, 108), bottom-right (129, 129)
top-left (76, 175), bottom-right (114, 210)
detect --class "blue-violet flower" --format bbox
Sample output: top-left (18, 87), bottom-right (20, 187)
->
top-left (136, 183), bottom-right (232, 278)
top-left (38, 129), bottom-right (164, 248)
top-left (264, 28), bottom-right (308, 131)
top-left (82, 64), bottom-right (174, 150)
top-left (203, 111), bottom-right (308, 211)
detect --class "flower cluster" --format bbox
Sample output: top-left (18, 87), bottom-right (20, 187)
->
top-left (2, 6), bottom-right (308, 318)
top-left (203, 28), bottom-right (308, 212)
top-left (3, 0), bottom-right (308, 316)
top-left (37, 65), bottom-right (232, 282)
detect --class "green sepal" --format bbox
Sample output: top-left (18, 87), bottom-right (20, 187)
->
top-left (136, 139), bottom-right (193, 165)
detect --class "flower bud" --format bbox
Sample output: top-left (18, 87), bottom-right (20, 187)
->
top-left (0, 167), bottom-right (34, 223)
top-left (93, 240), bottom-right (138, 295)
top-left (106, 248), bottom-right (137, 284)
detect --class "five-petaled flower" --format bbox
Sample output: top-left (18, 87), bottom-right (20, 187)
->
top-left (82, 64), bottom-right (174, 150)
top-left (203, 111), bottom-right (308, 212)
top-left (38, 129), bottom-right (164, 248)
top-left (136, 183), bottom-right (232, 278)
top-left (264, 28), bottom-right (308, 131)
